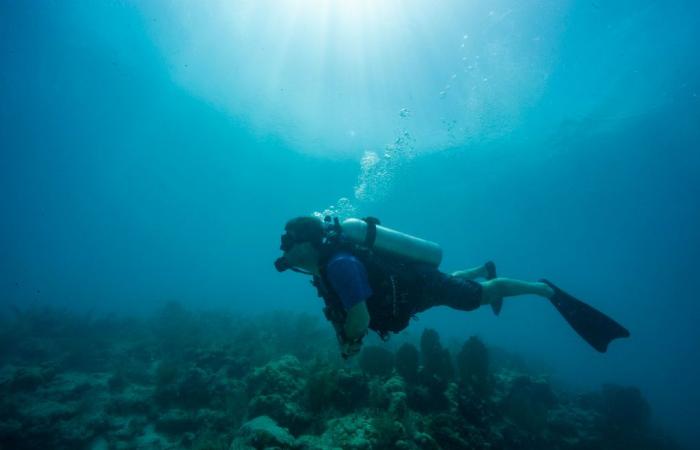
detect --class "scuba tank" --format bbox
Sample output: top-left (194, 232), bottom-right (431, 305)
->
top-left (337, 218), bottom-right (442, 268)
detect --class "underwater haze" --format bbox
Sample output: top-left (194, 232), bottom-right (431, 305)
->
top-left (1, 0), bottom-right (699, 449)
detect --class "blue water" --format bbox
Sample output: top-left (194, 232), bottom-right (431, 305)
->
top-left (2, 0), bottom-right (699, 447)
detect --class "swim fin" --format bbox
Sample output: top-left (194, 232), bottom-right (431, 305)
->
top-left (541, 279), bottom-right (630, 352)
top-left (485, 261), bottom-right (503, 316)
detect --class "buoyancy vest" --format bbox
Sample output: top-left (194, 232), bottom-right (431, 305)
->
top-left (312, 244), bottom-right (428, 341)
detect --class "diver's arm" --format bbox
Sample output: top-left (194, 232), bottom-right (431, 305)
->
top-left (343, 301), bottom-right (370, 341)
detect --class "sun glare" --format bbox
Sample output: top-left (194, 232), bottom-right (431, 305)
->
top-left (151, 0), bottom-right (553, 156)
top-left (284, 0), bottom-right (393, 27)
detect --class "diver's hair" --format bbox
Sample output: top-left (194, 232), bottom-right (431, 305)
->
top-left (284, 216), bottom-right (324, 248)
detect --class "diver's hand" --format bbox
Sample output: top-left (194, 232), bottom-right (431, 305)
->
top-left (340, 339), bottom-right (363, 360)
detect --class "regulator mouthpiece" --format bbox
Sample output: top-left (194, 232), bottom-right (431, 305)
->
top-left (274, 257), bottom-right (291, 272)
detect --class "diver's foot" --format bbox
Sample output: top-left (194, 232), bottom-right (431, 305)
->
top-left (537, 280), bottom-right (556, 298)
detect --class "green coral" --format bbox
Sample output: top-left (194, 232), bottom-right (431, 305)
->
top-left (320, 413), bottom-right (376, 450)
top-left (246, 355), bottom-right (310, 434)
top-left (369, 376), bottom-right (408, 418)
top-left (0, 305), bottom-right (680, 450)
top-left (370, 412), bottom-right (409, 450)
top-left (395, 343), bottom-right (420, 384)
top-left (419, 329), bottom-right (454, 388)
top-left (234, 415), bottom-right (295, 449)
top-left (358, 345), bottom-right (394, 378)
top-left (306, 363), bottom-right (368, 416)
top-left (306, 363), bottom-right (339, 413)
top-left (500, 375), bottom-right (556, 434)
top-left (600, 384), bottom-right (651, 435)
top-left (456, 335), bottom-right (490, 395)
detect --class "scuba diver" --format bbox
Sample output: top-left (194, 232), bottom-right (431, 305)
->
top-left (275, 216), bottom-right (630, 359)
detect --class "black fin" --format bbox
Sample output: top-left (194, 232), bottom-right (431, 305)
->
top-left (490, 297), bottom-right (503, 316)
top-left (485, 261), bottom-right (502, 316)
top-left (485, 261), bottom-right (497, 279)
top-left (541, 279), bottom-right (630, 352)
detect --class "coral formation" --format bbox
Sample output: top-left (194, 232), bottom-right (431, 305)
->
top-left (232, 415), bottom-right (295, 449)
top-left (358, 345), bottom-right (394, 377)
top-left (500, 374), bottom-right (557, 433)
top-left (419, 328), bottom-right (455, 388)
top-left (0, 305), bottom-right (683, 450)
top-left (245, 355), bottom-right (311, 434)
top-left (394, 342), bottom-right (420, 383)
top-left (456, 335), bottom-right (490, 395)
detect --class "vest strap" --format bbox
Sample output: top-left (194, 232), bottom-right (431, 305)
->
top-left (363, 217), bottom-right (379, 248)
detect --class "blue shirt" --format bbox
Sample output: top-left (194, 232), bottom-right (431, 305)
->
top-left (325, 252), bottom-right (373, 310)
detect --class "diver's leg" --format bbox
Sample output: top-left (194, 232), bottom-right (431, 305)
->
top-left (452, 264), bottom-right (488, 280)
top-left (418, 268), bottom-right (550, 314)
top-left (480, 278), bottom-right (554, 306)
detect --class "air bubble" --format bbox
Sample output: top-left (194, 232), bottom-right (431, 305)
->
top-left (354, 131), bottom-right (416, 202)
top-left (314, 197), bottom-right (357, 221)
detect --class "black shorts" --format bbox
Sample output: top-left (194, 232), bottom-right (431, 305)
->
top-left (412, 266), bottom-right (483, 314)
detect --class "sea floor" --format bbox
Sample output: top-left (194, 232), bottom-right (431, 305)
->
top-left (0, 303), bottom-right (681, 450)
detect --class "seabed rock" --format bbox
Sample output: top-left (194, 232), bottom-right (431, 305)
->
top-left (246, 355), bottom-right (311, 434)
top-left (232, 415), bottom-right (295, 450)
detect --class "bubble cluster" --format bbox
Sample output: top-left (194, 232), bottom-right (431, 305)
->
top-left (439, 32), bottom-right (472, 101)
top-left (313, 197), bottom-right (357, 221)
top-left (354, 131), bottom-right (415, 202)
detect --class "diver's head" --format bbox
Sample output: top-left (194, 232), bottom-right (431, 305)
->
top-left (274, 216), bottom-right (324, 274)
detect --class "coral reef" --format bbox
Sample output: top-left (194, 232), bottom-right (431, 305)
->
top-left (231, 415), bottom-right (295, 449)
top-left (456, 335), bottom-right (490, 395)
top-left (419, 328), bottom-right (455, 388)
top-left (245, 354), bottom-right (311, 434)
top-left (0, 304), bottom-right (683, 450)
top-left (358, 345), bottom-right (394, 377)
top-left (394, 342), bottom-right (420, 383)
top-left (409, 328), bottom-right (455, 412)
